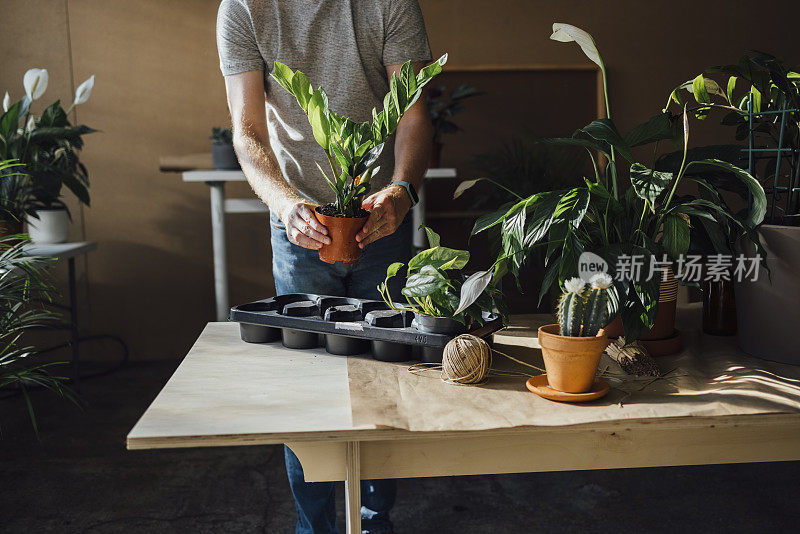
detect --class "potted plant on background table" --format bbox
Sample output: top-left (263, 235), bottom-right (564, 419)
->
top-left (427, 83), bottom-right (481, 168)
top-left (663, 52), bottom-right (800, 362)
top-left (378, 225), bottom-right (506, 361)
top-left (535, 275), bottom-right (611, 397)
top-left (271, 54), bottom-right (448, 264)
top-left (210, 126), bottom-right (240, 170)
top-left (461, 23), bottom-right (767, 355)
top-left (1, 69), bottom-right (96, 244)
top-left (0, 159), bottom-right (34, 240)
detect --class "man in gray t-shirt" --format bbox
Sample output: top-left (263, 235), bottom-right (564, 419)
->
top-left (217, 1), bottom-right (433, 532)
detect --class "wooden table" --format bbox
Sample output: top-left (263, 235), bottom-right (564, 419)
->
top-left (160, 154), bottom-right (457, 320)
top-left (127, 319), bottom-right (800, 533)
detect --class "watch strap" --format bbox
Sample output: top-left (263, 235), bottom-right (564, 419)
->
top-left (391, 180), bottom-right (419, 207)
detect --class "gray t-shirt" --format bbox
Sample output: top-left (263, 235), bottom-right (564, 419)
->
top-left (216, 0), bottom-right (432, 205)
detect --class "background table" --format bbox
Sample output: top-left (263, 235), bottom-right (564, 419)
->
top-left (127, 317), bottom-right (800, 533)
top-left (169, 164), bottom-right (457, 320)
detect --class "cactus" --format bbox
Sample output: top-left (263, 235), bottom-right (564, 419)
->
top-left (558, 278), bottom-right (586, 336)
top-left (582, 288), bottom-right (609, 336)
top-left (558, 274), bottom-right (613, 337)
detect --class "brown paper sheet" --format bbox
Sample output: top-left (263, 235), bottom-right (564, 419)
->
top-left (347, 311), bottom-right (800, 431)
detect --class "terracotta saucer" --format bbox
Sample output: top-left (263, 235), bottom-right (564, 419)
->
top-left (525, 374), bottom-right (610, 403)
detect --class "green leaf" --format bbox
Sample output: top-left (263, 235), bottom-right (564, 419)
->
top-left (629, 163), bottom-right (673, 208)
top-left (453, 269), bottom-right (493, 315)
top-left (402, 270), bottom-right (448, 298)
top-left (270, 62), bottom-right (295, 94)
top-left (692, 74), bottom-right (712, 104)
top-left (577, 119), bottom-right (634, 162)
top-left (623, 113), bottom-right (674, 148)
top-left (386, 261), bottom-right (404, 278)
top-left (408, 246), bottom-right (469, 272)
top-left (727, 76), bottom-right (737, 103)
top-left (421, 225), bottom-right (440, 247)
top-left (661, 213), bottom-right (690, 259)
top-left (684, 158), bottom-right (766, 227)
top-left (552, 188), bottom-right (590, 229)
top-left (290, 71), bottom-right (313, 112)
top-left (471, 200), bottom-right (521, 235)
top-left (308, 90), bottom-right (331, 151)
top-left (540, 136), bottom-right (611, 160)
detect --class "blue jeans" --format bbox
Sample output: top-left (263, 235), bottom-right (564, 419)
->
top-left (270, 212), bottom-right (411, 534)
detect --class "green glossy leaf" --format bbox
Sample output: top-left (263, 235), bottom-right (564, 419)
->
top-left (623, 113), bottom-right (674, 148)
top-left (552, 188), bottom-right (590, 229)
top-left (422, 225), bottom-right (440, 247)
top-left (692, 74), bottom-right (712, 104)
top-left (270, 62), bottom-right (295, 94)
top-left (629, 163), bottom-right (673, 208)
top-left (290, 71), bottom-right (313, 112)
top-left (727, 76), bottom-right (737, 103)
top-left (685, 158), bottom-right (766, 227)
top-left (402, 269), bottom-right (447, 298)
top-left (308, 90), bottom-right (331, 151)
top-left (386, 261), bottom-right (404, 278)
top-left (661, 213), bottom-right (690, 259)
top-left (408, 246), bottom-right (469, 272)
top-left (577, 119), bottom-right (634, 162)
top-left (453, 269), bottom-right (493, 315)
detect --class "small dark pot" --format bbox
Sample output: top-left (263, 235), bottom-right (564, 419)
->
top-left (211, 143), bottom-right (240, 170)
top-left (413, 314), bottom-right (468, 335)
top-left (703, 280), bottom-right (737, 336)
top-left (413, 314), bottom-right (468, 364)
top-left (239, 323), bottom-right (281, 343)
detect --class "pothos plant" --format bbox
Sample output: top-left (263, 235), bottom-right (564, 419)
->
top-left (377, 226), bottom-right (506, 325)
top-left (460, 23), bottom-right (767, 341)
top-left (271, 55), bottom-right (448, 217)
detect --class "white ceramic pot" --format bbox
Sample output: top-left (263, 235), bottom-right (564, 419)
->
top-left (27, 208), bottom-right (70, 244)
top-left (734, 225), bottom-right (800, 364)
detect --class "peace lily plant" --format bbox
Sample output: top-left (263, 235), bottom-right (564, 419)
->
top-left (0, 68), bottom-right (96, 243)
top-left (459, 23), bottom-right (767, 341)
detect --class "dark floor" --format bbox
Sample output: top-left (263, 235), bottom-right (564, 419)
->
top-left (1, 359), bottom-right (799, 534)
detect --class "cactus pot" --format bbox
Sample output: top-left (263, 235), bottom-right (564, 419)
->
top-left (313, 207), bottom-right (369, 265)
top-left (538, 324), bottom-right (608, 393)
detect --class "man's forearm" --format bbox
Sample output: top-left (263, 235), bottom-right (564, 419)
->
top-left (233, 124), bottom-right (303, 221)
top-left (391, 108), bottom-right (433, 191)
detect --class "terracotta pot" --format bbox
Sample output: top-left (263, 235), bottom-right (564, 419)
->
top-left (313, 207), bottom-right (368, 265)
top-left (537, 324), bottom-right (608, 394)
top-left (604, 268), bottom-right (678, 340)
top-left (428, 142), bottom-right (443, 168)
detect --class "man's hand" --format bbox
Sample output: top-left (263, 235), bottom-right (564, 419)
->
top-left (281, 201), bottom-right (331, 250)
top-left (355, 185), bottom-right (412, 248)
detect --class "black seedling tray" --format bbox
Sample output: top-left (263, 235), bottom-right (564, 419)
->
top-left (229, 293), bottom-right (503, 363)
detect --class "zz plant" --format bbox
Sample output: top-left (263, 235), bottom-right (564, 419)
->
top-left (271, 55), bottom-right (448, 217)
top-left (377, 226), bottom-right (506, 325)
top-left (463, 23), bottom-right (767, 341)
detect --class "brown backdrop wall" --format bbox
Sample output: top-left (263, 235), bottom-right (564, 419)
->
top-left (2, 0), bottom-right (798, 360)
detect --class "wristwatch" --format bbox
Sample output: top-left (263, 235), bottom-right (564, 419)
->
top-left (391, 180), bottom-right (419, 207)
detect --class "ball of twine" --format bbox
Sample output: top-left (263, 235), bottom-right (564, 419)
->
top-left (441, 334), bottom-right (491, 384)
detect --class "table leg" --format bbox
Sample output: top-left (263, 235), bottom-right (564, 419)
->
top-left (207, 181), bottom-right (229, 321)
top-left (344, 441), bottom-right (361, 534)
top-left (412, 179), bottom-right (426, 248)
top-left (68, 257), bottom-right (80, 388)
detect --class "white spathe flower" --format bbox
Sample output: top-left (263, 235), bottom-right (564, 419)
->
top-left (73, 75), bottom-right (95, 106)
top-left (590, 272), bottom-right (613, 290)
top-left (23, 68), bottom-right (49, 101)
top-left (453, 179), bottom-right (479, 199)
top-left (564, 277), bottom-right (586, 294)
top-left (25, 116), bottom-right (35, 133)
top-left (2, 92), bottom-right (9, 112)
top-left (550, 23), bottom-right (604, 70)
